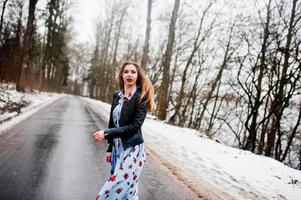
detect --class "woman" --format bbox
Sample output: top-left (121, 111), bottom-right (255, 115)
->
top-left (93, 61), bottom-right (155, 200)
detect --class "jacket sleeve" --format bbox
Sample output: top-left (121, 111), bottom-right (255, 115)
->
top-left (104, 95), bottom-right (147, 140)
top-left (106, 92), bottom-right (118, 152)
top-left (106, 141), bottom-right (113, 152)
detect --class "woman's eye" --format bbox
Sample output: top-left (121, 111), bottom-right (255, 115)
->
top-left (124, 70), bottom-right (129, 73)
top-left (131, 70), bottom-right (136, 74)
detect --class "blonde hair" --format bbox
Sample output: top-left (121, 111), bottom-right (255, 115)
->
top-left (118, 61), bottom-right (155, 112)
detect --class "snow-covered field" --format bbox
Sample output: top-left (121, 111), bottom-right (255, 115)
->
top-left (83, 97), bottom-right (301, 200)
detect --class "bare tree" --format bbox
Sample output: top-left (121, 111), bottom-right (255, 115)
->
top-left (157, 0), bottom-right (180, 120)
top-left (106, 4), bottom-right (128, 102)
top-left (196, 22), bottom-right (236, 131)
top-left (265, 0), bottom-right (300, 158)
top-left (241, 0), bottom-right (273, 152)
top-left (169, 2), bottom-right (214, 126)
top-left (141, 0), bottom-right (152, 70)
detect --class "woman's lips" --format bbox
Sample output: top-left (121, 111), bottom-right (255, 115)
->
top-left (126, 78), bottom-right (133, 82)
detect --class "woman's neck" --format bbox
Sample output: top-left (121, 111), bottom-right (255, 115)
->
top-left (124, 84), bottom-right (136, 97)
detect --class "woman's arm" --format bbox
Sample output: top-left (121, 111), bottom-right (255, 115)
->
top-left (103, 96), bottom-right (147, 140)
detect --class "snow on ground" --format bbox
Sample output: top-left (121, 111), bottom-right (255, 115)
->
top-left (83, 97), bottom-right (301, 200)
top-left (0, 83), bottom-right (65, 134)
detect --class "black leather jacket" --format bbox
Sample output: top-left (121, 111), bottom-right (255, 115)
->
top-left (104, 86), bottom-right (147, 152)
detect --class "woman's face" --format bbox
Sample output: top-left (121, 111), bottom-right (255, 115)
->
top-left (122, 64), bottom-right (138, 87)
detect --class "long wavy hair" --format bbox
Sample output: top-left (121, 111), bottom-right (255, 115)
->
top-left (118, 61), bottom-right (155, 112)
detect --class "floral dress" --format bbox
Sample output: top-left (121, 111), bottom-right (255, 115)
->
top-left (96, 85), bottom-right (146, 200)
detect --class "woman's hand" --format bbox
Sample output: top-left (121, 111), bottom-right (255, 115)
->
top-left (93, 130), bottom-right (105, 141)
top-left (105, 152), bottom-right (112, 163)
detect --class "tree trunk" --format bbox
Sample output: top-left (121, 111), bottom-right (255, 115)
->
top-left (0, 0), bottom-right (9, 37)
top-left (265, 0), bottom-right (297, 158)
top-left (110, 7), bottom-right (126, 98)
top-left (257, 96), bottom-right (271, 154)
top-left (157, 0), bottom-right (180, 120)
top-left (206, 78), bottom-right (222, 136)
top-left (244, 0), bottom-right (271, 152)
top-left (141, 0), bottom-right (152, 70)
top-left (188, 58), bottom-right (204, 128)
top-left (16, 0), bottom-right (39, 91)
top-left (15, 2), bottom-right (25, 91)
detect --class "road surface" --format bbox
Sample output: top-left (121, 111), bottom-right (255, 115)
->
top-left (0, 95), bottom-right (202, 200)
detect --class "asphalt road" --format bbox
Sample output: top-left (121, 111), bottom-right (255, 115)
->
top-left (0, 95), bottom-right (201, 200)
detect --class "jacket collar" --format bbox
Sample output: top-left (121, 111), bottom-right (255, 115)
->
top-left (117, 84), bottom-right (138, 100)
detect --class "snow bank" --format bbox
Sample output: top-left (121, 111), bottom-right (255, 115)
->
top-left (0, 83), bottom-right (65, 134)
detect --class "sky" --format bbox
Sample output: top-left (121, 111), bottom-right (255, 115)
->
top-left (35, 0), bottom-right (262, 46)
top-left (36, 0), bottom-right (110, 45)
top-left (71, 0), bottom-right (104, 44)
top-left (68, 0), bottom-right (175, 45)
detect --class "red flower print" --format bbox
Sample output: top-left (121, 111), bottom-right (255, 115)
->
top-left (133, 157), bottom-right (137, 163)
top-left (109, 175), bottom-right (117, 182)
top-left (116, 187), bottom-right (123, 194)
top-left (95, 195), bottom-right (99, 200)
top-left (124, 173), bottom-right (129, 179)
top-left (128, 164), bottom-right (133, 169)
top-left (139, 161), bottom-right (143, 166)
top-left (133, 174), bottom-right (138, 180)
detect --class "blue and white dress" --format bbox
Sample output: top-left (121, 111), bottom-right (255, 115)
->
top-left (97, 85), bottom-right (146, 200)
